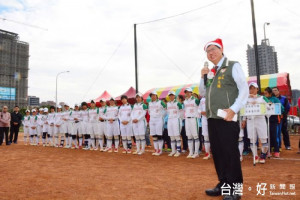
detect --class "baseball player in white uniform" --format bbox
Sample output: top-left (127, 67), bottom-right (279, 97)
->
top-left (54, 106), bottom-right (66, 147)
top-left (47, 106), bottom-right (56, 147)
top-left (70, 104), bottom-right (81, 149)
top-left (29, 109), bottom-right (39, 145)
top-left (104, 97), bottom-right (120, 153)
top-left (118, 95), bottom-right (133, 154)
top-left (80, 102), bottom-right (90, 150)
top-left (241, 82), bottom-right (269, 164)
top-left (36, 108), bottom-right (44, 145)
top-left (98, 99), bottom-right (107, 152)
top-left (166, 91), bottom-right (183, 157)
top-left (131, 93), bottom-right (147, 155)
top-left (22, 110), bottom-right (31, 145)
top-left (184, 88), bottom-right (200, 159)
top-left (148, 91), bottom-right (166, 156)
top-left (198, 96), bottom-right (211, 159)
top-left (41, 108), bottom-right (49, 146)
top-left (88, 100), bottom-right (100, 150)
top-left (62, 104), bottom-right (73, 149)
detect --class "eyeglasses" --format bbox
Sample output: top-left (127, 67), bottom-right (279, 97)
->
top-left (206, 47), bottom-right (219, 54)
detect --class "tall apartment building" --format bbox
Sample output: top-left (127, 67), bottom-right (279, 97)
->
top-left (247, 39), bottom-right (278, 76)
top-left (0, 29), bottom-right (29, 109)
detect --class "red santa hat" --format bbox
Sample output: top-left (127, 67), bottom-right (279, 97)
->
top-left (204, 38), bottom-right (223, 51)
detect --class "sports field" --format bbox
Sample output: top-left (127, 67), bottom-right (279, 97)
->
top-left (0, 134), bottom-right (299, 200)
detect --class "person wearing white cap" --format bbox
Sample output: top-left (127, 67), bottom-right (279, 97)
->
top-left (29, 109), bottom-right (39, 145)
top-left (198, 96), bottom-right (211, 160)
top-left (54, 105), bottom-right (66, 147)
top-left (22, 110), bottom-right (31, 145)
top-left (70, 104), bottom-right (81, 149)
top-left (184, 87), bottom-right (200, 159)
top-left (118, 95), bottom-right (133, 154)
top-left (47, 106), bottom-right (56, 147)
top-left (148, 91), bottom-right (166, 156)
top-left (166, 91), bottom-right (183, 157)
top-left (62, 104), bottom-right (73, 149)
top-left (87, 100), bottom-right (100, 150)
top-left (41, 108), bottom-right (49, 146)
top-left (98, 99), bottom-right (107, 151)
top-left (36, 108), bottom-right (44, 145)
top-left (80, 102), bottom-right (90, 150)
top-left (103, 97), bottom-right (120, 153)
top-left (241, 82), bottom-right (270, 164)
top-left (131, 92), bottom-right (148, 155)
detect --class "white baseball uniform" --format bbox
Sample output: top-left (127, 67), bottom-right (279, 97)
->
top-left (80, 109), bottom-right (89, 135)
top-left (131, 102), bottom-right (147, 136)
top-left (71, 110), bottom-right (81, 136)
top-left (104, 106), bottom-right (120, 137)
top-left (148, 100), bottom-right (166, 136)
top-left (98, 106), bottom-right (107, 136)
top-left (118, 104), bottom-right (133, 137)
top-left (167, 100), bottom-right (183, 137)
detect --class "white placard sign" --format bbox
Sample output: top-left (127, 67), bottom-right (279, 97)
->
top-left (240, 103), bottom-right (281, 116)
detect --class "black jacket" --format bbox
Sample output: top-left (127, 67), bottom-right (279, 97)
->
top-left (10, 112), bottom-right (23, 126)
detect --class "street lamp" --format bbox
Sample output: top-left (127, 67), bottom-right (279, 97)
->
top-left (264, 22), bottom-right (270, 40)
top-left (55, 70), bottom-right (70, 112)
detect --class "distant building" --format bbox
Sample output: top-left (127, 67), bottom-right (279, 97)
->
top-left (0, 29), bottom-right (29, 108)
top-left (247, 39), bottom-right (278, 76)
top-left (40, 100), bottom-right (56, 107)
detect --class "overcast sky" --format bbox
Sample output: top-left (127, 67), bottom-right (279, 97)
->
top-left (0, 0), bottom-right (299, 106)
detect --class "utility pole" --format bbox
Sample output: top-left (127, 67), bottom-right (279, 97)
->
top-left (134, 24), bottom-right (138, 93)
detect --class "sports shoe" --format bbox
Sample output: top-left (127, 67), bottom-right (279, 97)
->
top-left (274, 152), bottom-right (280, 158)
top-left (203, 152), bottom-right (211, 160)
top-left (259, 157), bottom-right (265, 164)
top-left (255, 156), bottom-right (259, 163)
top-left (71, 146), bottom-right (75, 149)
top-left (94, 148), bottom-right (98, 151)
top-left (138, 151), bottom-right (144, 155)
top-left (107, 148), bottom-right (113, 153)
top-left (155, 149), bottom-right (162, 156)
top-left (240, 156), bottom-right (243, 162)
top-left (78, 145), bottom-right (82, 149)
top-left (152, 150), bottom-right (158, 156)
top-left (192, 154), bottom-right (199, 159)
top-left (242, 151), bottom-right (249, 156)
top-left (90, 148), bottom-right (94, 151)
top-left (114, 148), bottom-right (118, 153)
top-left (63, 145), bottom-right (69, 149)
top-left (174, 152), bottom-right (180, 157)
top-left (286, 146), bottom-right (291, 150)
top-left (132, 151), bottom-right (138, 155)
top-left (186, 154), bottom-right (193, 159)
top-left (168, 152), bottom-right (176, 157)
top-left (127, 149), bottom-right (132, 154)
top-left (122, 149), bottom-right (127, 154)
top-left (100, 148), bottom-right (104, 152)
top-left (43, 144), bottom-right (46, 147)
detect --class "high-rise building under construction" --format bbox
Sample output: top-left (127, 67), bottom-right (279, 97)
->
top-left (0, 29), bottom-right (29, 108)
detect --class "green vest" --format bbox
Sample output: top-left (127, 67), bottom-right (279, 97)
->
top-left (205, 58), bottom-right (239, 119)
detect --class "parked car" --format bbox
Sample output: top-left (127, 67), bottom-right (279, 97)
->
top-left (287, 115), bottom-right (300, 133)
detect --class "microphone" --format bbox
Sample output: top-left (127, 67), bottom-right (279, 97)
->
top-left (204, 61), bottom-right (209, 86)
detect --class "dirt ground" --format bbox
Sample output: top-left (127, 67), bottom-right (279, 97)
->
top-left (0, 134), bottom-right (299, 200)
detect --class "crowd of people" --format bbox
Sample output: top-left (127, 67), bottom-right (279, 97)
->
top-left (0, 85), bottom-right (294, 161)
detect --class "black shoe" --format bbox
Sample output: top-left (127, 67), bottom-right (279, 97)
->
top-left (6, 142), bottom-right (11, 145)
top-left (14, 141), bottom-right (17, 144)
top-left (223, 194), bottom-right (241, 200)
top-left (205, 183), bottom-right (222, 196)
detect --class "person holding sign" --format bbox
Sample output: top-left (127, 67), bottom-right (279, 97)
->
top-left (241, 82), bottom-right (270, 164)
top-left (199, 38), bottom-right (248, 200)
top-left (264, 87), bottom-right (284, 158)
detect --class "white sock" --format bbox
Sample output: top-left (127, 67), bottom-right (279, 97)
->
top-left (238, 141), bottom-right (243, 156)
top-left (153, 140), bottom-right (158, 151)
top-left (250, 143), bottom-right (257, 157)
top-left (158, 139), bottom-right (163, 152)
top-left (55, 137), bottom-right (58, 145)
top-left (107, 139), bottom-right (112, 148)
top-left (68, 136), bottom-right (72, 146)
top-left (194, 139), bottom-right (200, 155)
top-left (98, 138), bottom-right (103, 149)
top-left (136, 140), bottom-right (140, 152)
top-left (141, 139), bottom-right (146, 152)
top-left (188, 139), bottom-right (194, 155)
top-left (35, 136), bottom-right (39, 144)
top-left (114, 138), bottom-right (119, 149)
top-left (122, 138), bottom-right (128, 150)
top-left (24, 136), bottom-right (27, 143)
top-left (79, 138), bottom-right (83, 146)
top-left (30, 136), bottom-right (33, 144)
top-left (91, 138), bottom-right (95, 148)
top-left (176, 140), bottom-right (181, 153)
top-left (204, 142), bottom-right (210, 154)
top-left (171, 140), bottom-right (176, 153)
top-left (262, 143), bottom-right (268, 154)
top-left (42, 138), bottom-right (45, 144)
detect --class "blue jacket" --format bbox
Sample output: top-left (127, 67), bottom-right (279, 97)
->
top-left (277, 95), bottom-right (290, 116)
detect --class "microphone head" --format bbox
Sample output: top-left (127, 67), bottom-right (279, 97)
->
top-left (204, 61), bottom-right (209, 68)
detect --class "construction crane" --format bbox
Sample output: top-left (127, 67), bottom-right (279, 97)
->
top-left (0, 17), bottom-right (48, 31)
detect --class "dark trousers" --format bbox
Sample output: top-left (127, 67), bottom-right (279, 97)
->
top-left (243, 126), bottom-right (250, 152)
top-left (163, 128), bottom-right (171, 149)
top-left (0, 127), bottom-right (10, 145)
top-left (270, 122), bottom-right (279, 153)
top-left (280, 117), bottom-right (290, 148)
top-left (9, 125), bottom-right (20, 143)
top-left (199, 127), bottom-right (203, 151)
top-left (208, 119), bottom-right (243, 185)
top-left (180, 124), bottom-right (188, 151)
